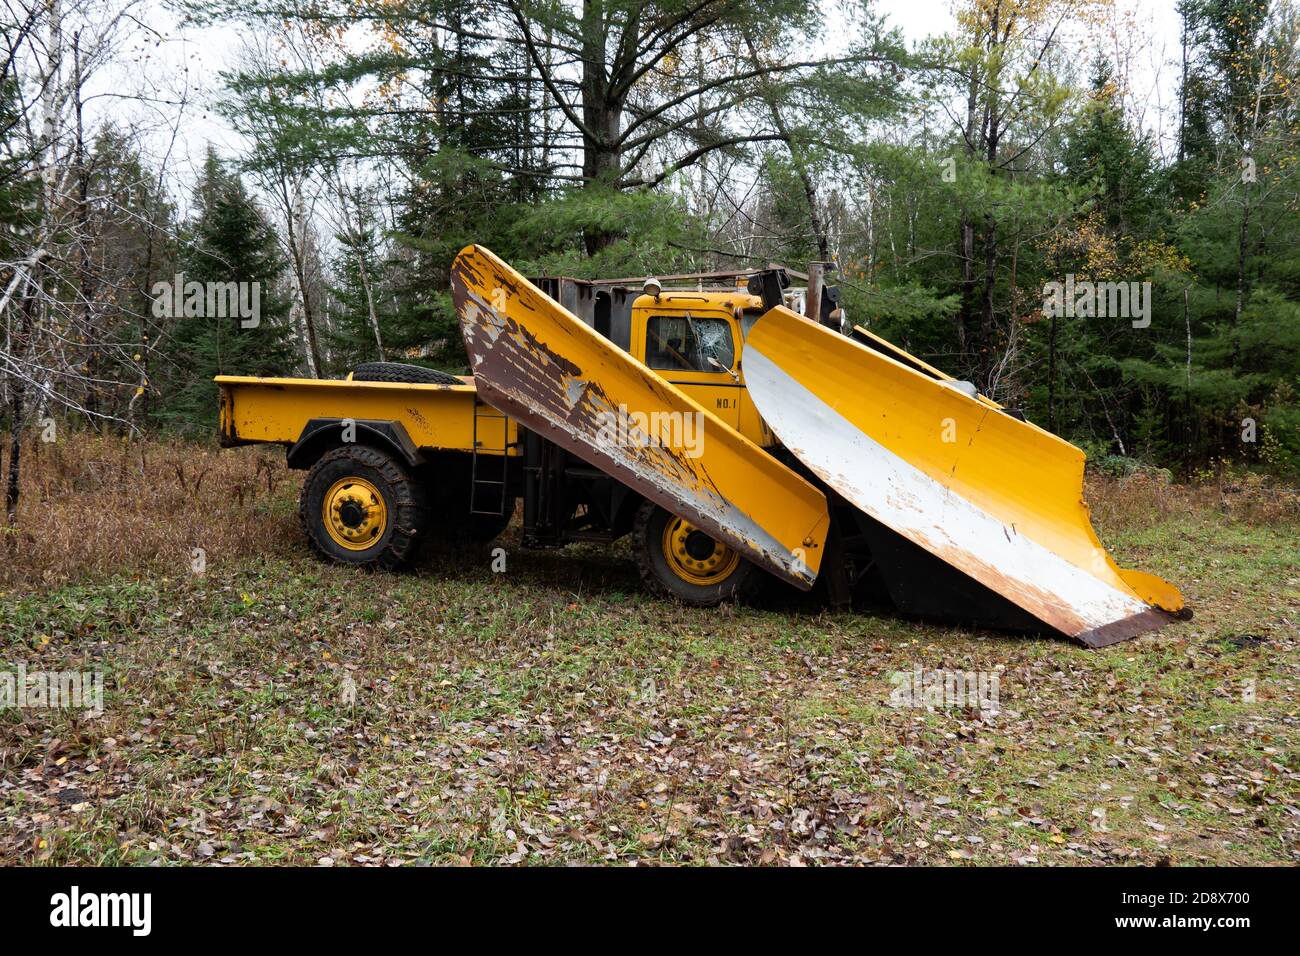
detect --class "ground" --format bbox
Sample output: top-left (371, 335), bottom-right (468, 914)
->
top-left (0, 437), bottom-right (1296, 865)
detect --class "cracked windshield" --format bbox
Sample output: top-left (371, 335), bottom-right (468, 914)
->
top-left (646, 315), bottom-right (735, 371)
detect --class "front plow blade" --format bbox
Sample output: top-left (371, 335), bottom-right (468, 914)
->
top-left (450, 245), bottom-right (829, 589)
top-left (743, 306), bottom-right (1187, 646)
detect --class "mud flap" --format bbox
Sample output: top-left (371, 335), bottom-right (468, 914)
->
top-left (450, 245), bottom-right (829, 589)
top-left (743, 306), bottom-right (1187, 646)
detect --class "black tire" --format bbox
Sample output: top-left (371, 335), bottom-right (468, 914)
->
top-left (299, 445), bottom-right (429, 570)
top-left (633, 501), bottom-right (757, 606)
top-left (352, 362), bottom-right (462, 386)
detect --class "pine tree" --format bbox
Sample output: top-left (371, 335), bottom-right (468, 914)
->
top-left (1063, 59), bottom-right (1164, 236)
top-left (325, 224), bottom-right (391, 374)
top-left (153, 151), bottom-right (293, 430)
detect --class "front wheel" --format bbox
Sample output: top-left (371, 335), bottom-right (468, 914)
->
top-left (633, 502), bottom-right (757, 606)
top-left (299, 445), bottom-right (428, 569)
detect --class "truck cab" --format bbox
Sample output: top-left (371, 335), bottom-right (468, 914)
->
top-left (626, 289), bottom-right (773, 445)
top-left (534, 267), bottom-right (827, 448)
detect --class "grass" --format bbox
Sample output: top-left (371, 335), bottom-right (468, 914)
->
top-left (0, 435), bottom-right (298, 588)
top-left (0, 436), bottom-right (1296, 865)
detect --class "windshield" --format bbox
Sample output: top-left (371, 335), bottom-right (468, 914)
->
top-left (645, 315), bottom-right (735, 372)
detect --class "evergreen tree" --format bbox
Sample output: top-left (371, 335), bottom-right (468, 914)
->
top-left (82, 130), bottom-right (182, 425)
top-left (153, 151), bottom-right (293, 429)
top-left (1123, 0), bottom-right (1300, 471)
top-left (325, 224), bottom-right (392, 374)
top-left (1063, 59), bottom-right (1164, 236)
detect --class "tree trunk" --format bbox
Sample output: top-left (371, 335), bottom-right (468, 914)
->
top-left (1177, 8), bottom-right (1188, 163)
top-left (979, 212), bottom-right (998, 391)
top-left (955, 54), bottom-right (982, 363)
top-left (5, 294), bottom-right (37, 529)
top-left (282, 178), bottom-right (322, 375)
top-left (1047, 312), bottom-right (1057, 433)
top-left (956, 217), bottom-right (974, 356)
top-left (355, 235), bottom-right (385, 362)
top-left (1234, 179), bottom-right (1250, 344)
top-left (72, 32), bottom-right (100, 420)
top-left (579, 0), bottom-right (623, 255)
top-left (742, 31), bottom-right (829, 260)
top-left (1183, 285), bottom-right (1193, 450)
top-left (4, 383), bottom-right (22, 528)
top-left (1232, 68), bottom-right (1265, 362)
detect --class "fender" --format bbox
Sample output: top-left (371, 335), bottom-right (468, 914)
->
top-left (287, 418), bottom-right (425, 471)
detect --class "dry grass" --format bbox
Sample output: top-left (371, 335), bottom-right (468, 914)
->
top-left (5, 434), bottom-right (1292, 592)
top-left (0, 434), bottom-right (300, 589)
top-left (1086, 469), bottom-right (1300, 535)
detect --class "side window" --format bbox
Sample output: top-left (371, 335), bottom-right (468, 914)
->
top-left (645, 315), bottom-right (735, 372)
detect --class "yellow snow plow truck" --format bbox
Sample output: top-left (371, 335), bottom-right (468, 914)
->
top-left (217, 245), bottom-right (1188, 647)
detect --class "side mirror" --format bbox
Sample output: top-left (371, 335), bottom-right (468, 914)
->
top-left (707, 356), bottom-right (740, 382)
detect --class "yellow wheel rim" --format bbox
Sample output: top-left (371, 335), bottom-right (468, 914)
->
top-left (323, 477), bottom-right (388, 551)
top-left (661, 517), bottom-right (740, 586)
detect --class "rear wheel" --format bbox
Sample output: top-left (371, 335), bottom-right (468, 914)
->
top-left (633, 501), bottom-right (756, 606)
top-left (300, 445), bottom-right (428, 569)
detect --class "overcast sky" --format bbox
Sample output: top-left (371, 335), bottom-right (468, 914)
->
top-left (97, 0), bottom-right (1188, 207)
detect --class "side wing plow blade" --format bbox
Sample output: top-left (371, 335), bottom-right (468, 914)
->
top-left (450, 245), bottom-right (829, 589)
top-left (744, 306), bottom-right (1187, 646)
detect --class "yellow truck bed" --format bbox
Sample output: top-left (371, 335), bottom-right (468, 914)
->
top-left (216, 374), bottom-right (519, 456)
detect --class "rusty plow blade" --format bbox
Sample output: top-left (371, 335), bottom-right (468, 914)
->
top-left (450, 245), bottom-right (830, 589)
top-left (743, 306), bottom-right (1188, 647)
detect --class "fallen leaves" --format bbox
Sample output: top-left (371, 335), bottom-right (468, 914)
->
top-left (1, 471), bottom-right (1296, 867)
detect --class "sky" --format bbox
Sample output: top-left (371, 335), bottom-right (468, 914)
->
top-left (871, 0), bottom-right (1186, 152)
top-left (90, 0), bottom-right (1192, 207)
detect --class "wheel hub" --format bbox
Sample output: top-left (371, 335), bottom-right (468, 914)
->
top-left (684, 530), bottom-right (716, 561)
top-left (662, 517), bottom-right (740, 585)
top-left (338, 500), bottom-right (365, 527)
top-left (323, 477), bottom-right (387, 551)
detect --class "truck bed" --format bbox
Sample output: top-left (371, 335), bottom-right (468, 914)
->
top-left (216, 375), bottom-right (519, 456)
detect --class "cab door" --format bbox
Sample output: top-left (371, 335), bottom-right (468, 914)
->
top-left (637, 308), bottom-right (743, 432)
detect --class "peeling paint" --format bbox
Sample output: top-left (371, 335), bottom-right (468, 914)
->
top-left (564, 377), bottom-right (590, 409)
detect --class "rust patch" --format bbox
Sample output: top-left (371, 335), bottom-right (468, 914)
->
top-left (405, 406), bottom-right (431, 433)
top-left (1075, 608), bottom-right (1179, 648)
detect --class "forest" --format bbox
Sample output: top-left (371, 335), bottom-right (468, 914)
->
top-left (2, 0), bottom-right (1298, 524)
